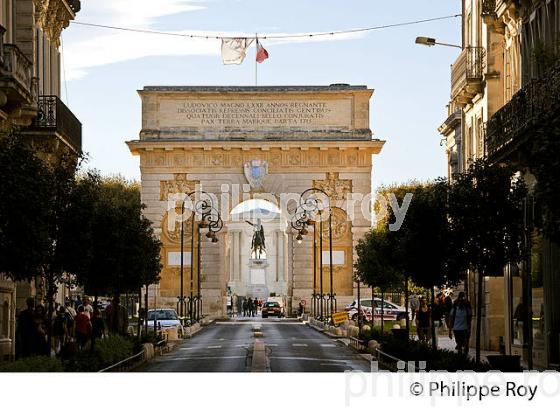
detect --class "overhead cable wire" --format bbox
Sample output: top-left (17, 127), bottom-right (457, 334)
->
top-left (70, 14), bottom-right (461, 40)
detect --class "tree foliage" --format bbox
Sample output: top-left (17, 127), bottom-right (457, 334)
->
top-left (448, 160), bottom-right (527, 278)
top-left (0, 135), bottom-right (52, 280)
top-left (531, 124), bottom-right (560, 243)
top-left (61, 172), bottom-right (161, 296)
top-left (354, 227), bottom-right (403, 293)
top-left (383, 180), bottom-right (464, 290)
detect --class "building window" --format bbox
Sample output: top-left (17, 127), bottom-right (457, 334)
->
top-left (0, 299), bottom-right (9, 339)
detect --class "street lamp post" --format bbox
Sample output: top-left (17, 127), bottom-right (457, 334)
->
top-left (178, 191), bottom-right (223, 323)
top-left (415, 36), bottom-right (461, 49)
top-left (292, 188), bottom-right (335, 322)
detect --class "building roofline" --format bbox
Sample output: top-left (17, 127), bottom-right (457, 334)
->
top-left (139, 84), bottom-right (371, 93)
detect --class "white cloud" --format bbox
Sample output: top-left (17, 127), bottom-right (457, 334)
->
top-left (62, 0), bottom-right (367, 80)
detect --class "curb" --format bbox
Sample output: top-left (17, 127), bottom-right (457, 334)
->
top-left (307, 322), bottom-right (345, 339)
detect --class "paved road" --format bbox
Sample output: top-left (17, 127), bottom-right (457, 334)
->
top-left (139, 317), bottom-right (370, 372)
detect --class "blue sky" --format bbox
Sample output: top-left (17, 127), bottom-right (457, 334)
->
top-left (62, 0), bottom-right (461, 189)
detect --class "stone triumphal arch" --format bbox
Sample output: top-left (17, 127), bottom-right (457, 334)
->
top-left (127, 85), bottom-right (384, 318)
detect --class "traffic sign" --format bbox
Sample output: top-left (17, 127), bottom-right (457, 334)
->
top-left (331, 311), bottom-right (348, 325)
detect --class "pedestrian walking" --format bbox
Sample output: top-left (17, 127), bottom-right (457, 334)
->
top-left (91, 307), bottom-right (105, 351)
top-left (33, 304), bottom-right (49, 356)
top-left (52, 306), bottom-right (69, 356)
top-left (444, 292), bottom-right (453, 329)
top-left (74, 295), bottom-right (82, 310)
top-left (242, 299), bottom-right (247, 317)
top-left (298, 300), bottom-right (305, 316)
top-left (105, 294), bottom-right (129, 336)
top-left (74, 305), bottom-right (92, 349)
top-left (410, 294), bottom-right (419, 321)
top-left (81, 296), bottom-right (94, 318)
top-left (15, 297), bottom-right (36, 358)
top-left (247, 298), bottom-right (255, 317)
top-left (415, 297), bottom-right (431, 343)
top-left (64, 300), bottom-right (77, 318)
top-left (449, 292), bottom-right (472, 357)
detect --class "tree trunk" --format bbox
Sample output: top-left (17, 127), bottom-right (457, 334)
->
top-left (404, 274), bottom-right (410, 332)
top-left (431, 287), bottom-right (437, 352)
top-left (137, 289), bottom-right (142, 339)
top-left (380, 290), bottom-right (385, 334)
top-left (46, 273), bottom-right (55, 357)
top-left (371, 286), bottom-right (374, 327)
top-left (476, 271), bottom-right (483, 364)
top-left (144, 284), bottom-right (149, 337)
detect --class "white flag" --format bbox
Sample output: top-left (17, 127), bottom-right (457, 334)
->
top-left (221, 38), bottom-right (254, 65)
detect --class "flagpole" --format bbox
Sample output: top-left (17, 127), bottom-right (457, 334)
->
top-left (255, 33), bottom-right (258, 86)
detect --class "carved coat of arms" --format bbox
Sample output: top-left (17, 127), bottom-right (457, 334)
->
top-left (243, 159), bottom-right (268, 190)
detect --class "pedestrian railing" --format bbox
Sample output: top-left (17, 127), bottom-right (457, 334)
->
top-left (98, 350), bottom-right (145, 373)
top-left (375, 348), bottom-right (423, 372)
top-left (349, 337), bottom-right (367, 353)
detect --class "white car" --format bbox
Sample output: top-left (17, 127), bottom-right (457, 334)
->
top-left (345, 298), bottom-right (410, 321)
top-left (146, 308), bottom-right (184, 337)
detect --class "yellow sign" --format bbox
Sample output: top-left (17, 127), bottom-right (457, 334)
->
top-left (331, 311), bottom-right (349, 325)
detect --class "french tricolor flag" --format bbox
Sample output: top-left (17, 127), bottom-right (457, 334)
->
top-left (256, 39), bottom-right (269, 63)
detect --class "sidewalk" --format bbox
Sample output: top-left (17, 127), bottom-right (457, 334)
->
top-left (437, 335), bottom-right (497, 363)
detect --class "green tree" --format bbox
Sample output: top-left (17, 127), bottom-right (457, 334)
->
top-left (0, 135), bottom-right (52, 282)
top-left (397, 180), bottom-right (464, 348)
top-left (380, 180), bottom-right (465, 347)
top-left (354, 227), bottom-right (403, 333)
top-left (43, 153), bottom-right (83, 350)
top-left (61, 173), bottom-right (161, 299)
top-left (0, 134), bottom-right (84, 352)
top-left (448, 159), bottom-right (526, 363)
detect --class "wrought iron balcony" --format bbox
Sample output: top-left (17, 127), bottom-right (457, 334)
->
top-left (486, 61), bottom-right (560, 160)
top-left (31, 96), bottom-right (82, 153)
top-left (450, 46), bottom-right (486, 105)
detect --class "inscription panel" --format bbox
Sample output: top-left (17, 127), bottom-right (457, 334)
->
top-left (158, 99), bottom-right (353, 129)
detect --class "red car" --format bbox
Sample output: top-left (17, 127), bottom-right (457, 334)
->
top-left (261, 301), bottom-right (282, 318)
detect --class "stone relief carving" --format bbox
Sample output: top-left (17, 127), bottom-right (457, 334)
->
top-left (33, 0), bottom-right (77, 46)
top-left (159, 174), bottom-right (199, 201)
top-left (161, 212), bottom-right (193, 244)
top-left (321, 207), bottom-right (351, 242)
top-left (313, 172), bottom-right (352, 201)
top-left (143, 149), bottom-right (369, 170)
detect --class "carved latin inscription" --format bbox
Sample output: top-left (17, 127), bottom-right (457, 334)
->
top-left (158, 99), bottom-right (352, 129)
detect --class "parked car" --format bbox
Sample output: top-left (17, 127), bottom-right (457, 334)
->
top-left (146, 308), bottom-right (184, 337)
top-left (261, 301), bottom-right (282, 318)
top-left (345, 298), bottom-right (409, 321)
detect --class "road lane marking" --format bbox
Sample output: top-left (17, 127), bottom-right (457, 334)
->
top-left (215, 321), bottom-right (304, 325)
top-left (156, 356), bottom-right (245, 362)
top-left (266, 343), bottom-right (278, 347)
top-left (207, 345), bottom-right (222, 349)
top-left (270, 357), bottom-right (348, 363)
top-left (292, 343), bottom-right (308, 347)
top-left (179, 347), bottom-right (195, 350)
top-left (320, 344), bottom-right (336, 347)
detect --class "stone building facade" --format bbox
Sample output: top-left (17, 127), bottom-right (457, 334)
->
top-left (0, 0), bottom-right (81, 361)
top-left (127, 85), bottom-right (384, 318)
top-left (439, 0), bottom-right (560, 369)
